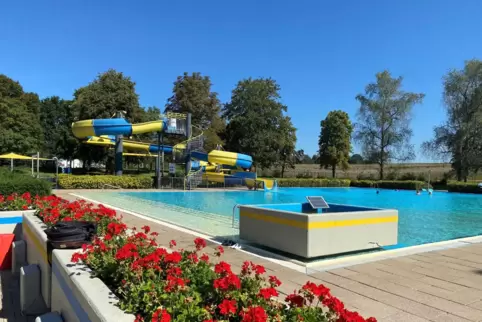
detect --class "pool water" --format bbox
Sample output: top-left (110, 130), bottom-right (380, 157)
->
top-left (122, 188), bottom-right (482, 248)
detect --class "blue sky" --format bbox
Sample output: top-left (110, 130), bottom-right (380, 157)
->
top-left (2, 0), bottom-right (481, 160)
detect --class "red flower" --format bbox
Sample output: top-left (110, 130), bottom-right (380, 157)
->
top-left (268, 275), bottom-right (282, 287)
top-left (253, 264), bottom-right (266, 276)
top-left (240, 306), bottom-right (268, 322)
top-left (169, 240), bottom-right (177, 248)
top-left (152, 308), bottom-right (171, 322)
top-left (141, 225), bottom-right (151, 233)
top-left (322, 295), bottom-right (344, 314)
top-left (285, 294), bottom-right (305, 308)
top-left (213, 273), bottom-right (241, 291)
top-left (164, 252), bottom-right (182, 264)
top-left (187, 252), bottom-right (199, 263)
top-left (115, 243), bottom-right (138, 260)
top-left (218, 299), bottom-right (237, 315)
top-left (22, 205), bottom-right (28, 210)
top-left (215, 245), bottom-right (224, 257)
top-left (366, 318), bottom-right (377, 322)
top-left (258, 287), bottom-right (278, 300)
top-left (135, 314), bottom-right (144, 322)
top-left (200, 254), bottom-right (209, 263)
top-left (214, 261), bottom-right (232, 275)
top-left (194, 237), bottom-right (206, 250)
top-left (302, 281), bottom-right (330, 298)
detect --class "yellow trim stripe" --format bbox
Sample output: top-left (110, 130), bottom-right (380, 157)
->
top-left (23, 223), bottom-right (49, 263)
top-left (240, 211), bottom-right (397, 230)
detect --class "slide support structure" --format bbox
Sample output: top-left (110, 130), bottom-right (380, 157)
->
top-left (115, 111), bottom-right (123, 176)
top-left (185, 113), bottom-right (192, 175)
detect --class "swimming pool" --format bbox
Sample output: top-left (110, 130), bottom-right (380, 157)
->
top-left (119, 188), bottom-right (482, 248)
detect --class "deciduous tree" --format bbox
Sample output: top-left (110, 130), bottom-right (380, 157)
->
top-left (165, 72), bottom-right (225, 151)
top-left (318, 110), bottom-right (353, 178)
top-left (40, 97), bottom-right (77, 159)
top-left (0, 75), bottom-right (43, 155)
top-left (355, 71), bottom-right (424, 179)
top-left (422, 60), bottom-right (482, 181)
top-left (223, 78), bottom-right (296, 169)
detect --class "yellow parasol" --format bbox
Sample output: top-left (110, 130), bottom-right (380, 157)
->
top-left (0, 153), bottom-right (50, 172)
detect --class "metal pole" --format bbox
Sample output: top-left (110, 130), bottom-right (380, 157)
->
top-left (161, 132), bottom-right (164, 186)
top-left (31, 158), bottom-right (34, 176)
top-left (11, 158), bottom-right (13, 172)
top-left (115, 111), bottom-right (123, 176)
top-left (185, 113), bottom-right (191, 176)
top-left (37, 152), bottom-right (40, 178)
top-left (156, 132), bottom-right (161, 189)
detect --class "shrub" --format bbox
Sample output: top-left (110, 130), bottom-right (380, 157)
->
top-left (0, 171), bottom-right (52, 196)
top-left (32, 193), bottom-right (376, 321)
top-left (277, 178), bottom-right (351, 187)
top-left (351, 180), bottom-right (425, 190)
top-left (447, 182), bottom-right (482, 194)
top-left (58, 174), bottom-right (153, 189)
top-left (356, 172), bottom-right (376, 180)
top-left (295, 171), bottom-right (313, 179)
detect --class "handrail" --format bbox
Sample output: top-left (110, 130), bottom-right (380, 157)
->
top-left (232, 204), bottom-right (240, 228)
top-left (173, 126), bottom-right (204, 153)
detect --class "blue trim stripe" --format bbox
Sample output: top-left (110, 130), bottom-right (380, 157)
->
top-left (52, 263), bottom-right (92, 322)
top-left (0, 217), bottom-right (22, 224)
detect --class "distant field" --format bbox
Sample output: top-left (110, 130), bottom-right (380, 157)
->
top-left (261, 163), bottom-right (481, 181)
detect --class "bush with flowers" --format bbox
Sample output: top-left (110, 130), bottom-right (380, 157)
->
top-left (10, 192), bottom-right (377, 322)
top-left (0, 192), bottom-right (35, 211)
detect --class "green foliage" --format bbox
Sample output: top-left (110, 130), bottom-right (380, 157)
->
top-left (447, 182), bottom-right (482, 194)
top-left (223, 78), bottom-right (297, 169)
top-left (0, 75), bottom-right (44, 155)
top-left (319, 110), bottom-right (353, 178)
top-left (72, 69), bottom-right (144, 165)
top-left (355, 71), bottom-right (424, 179)
top-left (349, 154), bottom-right (364, 164)
top-left (351, 180), bottom-right (424, 190)
top-left (0, 170), bottom-right (51, 196)
top-left (40, 97), bottom-right (78, 158)
top-left (165, 72), bottom-right (225, 151)
top-left (58, 174), bottom-right (153, 189)
top-left (423, 60), bottom-right (482, 182)
top-left (276, 178), bottom-right (351, 187)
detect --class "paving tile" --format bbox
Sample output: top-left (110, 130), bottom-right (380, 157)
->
top-left (378, 311), bottom-right (431, 322)
top-left (431, 313), bottom-right (472, 322)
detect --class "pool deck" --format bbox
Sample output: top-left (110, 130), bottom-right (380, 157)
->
top-left (4, 190), bottom-right (481, 321)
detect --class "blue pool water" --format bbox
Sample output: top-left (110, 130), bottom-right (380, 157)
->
top-left (122, 188), bottom-right (482, 248)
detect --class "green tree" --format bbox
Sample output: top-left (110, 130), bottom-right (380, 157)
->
top-left (278, 116), bottom-right (297, 177)
top-left (422, 60), bottom-right (482, 181)
top-left (0, 75), bottom-right (43, 155)
top-left (165, 72), bottom-right (225, 150)
top-left (318, 110), bottom-right (353, 178)
top-left (40, 97), bottom-right (78, 159)
top-left (348, 153), bottom-right (364, 164)
top-left (355, 71), bottom-right (424, 179)
top-left (223, 78), bottom-right (296, 169)
top-left (72, 69), bottom-right (143, 168)
top-left (74, 69), bottom-right (142, 121)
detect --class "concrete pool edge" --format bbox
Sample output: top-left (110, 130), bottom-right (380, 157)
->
top-left (68, 192), bottom-right (482, 273)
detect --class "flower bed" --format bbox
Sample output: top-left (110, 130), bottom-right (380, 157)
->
top-left (22, 194), bottom-right (377, 322)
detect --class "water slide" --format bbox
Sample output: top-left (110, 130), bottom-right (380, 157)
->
top-left (71, 118), bottom-right (276, 190)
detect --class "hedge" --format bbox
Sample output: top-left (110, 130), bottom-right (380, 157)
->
top-left (276, 178), bottom-right (351, 187)
top-left (58, 174), bottom-right (153, 189)
top-left (0, 170), bottom-right (52, 196)
top-left (350, 180), bottom-right (425, 190)
top-left (447, 182), bottom-right (482, 194)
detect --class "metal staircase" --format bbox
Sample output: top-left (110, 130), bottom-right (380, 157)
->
top-left (173, 128), bottom-right (205, 190)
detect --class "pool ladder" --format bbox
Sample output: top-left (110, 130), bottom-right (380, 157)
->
top-left (232, 204), bottom-right (240, 228)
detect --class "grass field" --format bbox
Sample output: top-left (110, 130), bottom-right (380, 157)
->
top-left (261, 163), bottom-right (481, 181)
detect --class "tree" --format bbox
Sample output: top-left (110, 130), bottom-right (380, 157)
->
top-left (349, 154), bottom-right (364, 164)
top-left (165, 72), bottom-right (225, 151)
top-left (278, 116), bottom-right (297, 177)
top-left (40, 97), bottom-right (78, 159)
top-left (422, 60), bottom-right (482, 181)
top-left (74, 69), bottom-right (142, 121)
top-left (223, 78), bottom-right (296, 169)
top-left (0, 75), bottom-right (43, 155)
top-left (355, 71), bottom-right (424, 179)
top-left (318, 110), bottom-right (353, 178)
top-left (72, 69), bottom-right (143, 168)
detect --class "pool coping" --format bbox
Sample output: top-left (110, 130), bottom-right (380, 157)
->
top-left (68, 191), bottom-right (482, 273)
